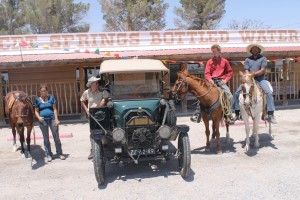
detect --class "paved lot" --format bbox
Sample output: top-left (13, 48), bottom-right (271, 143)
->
top-left (0, 108), bottom-right (300, 200)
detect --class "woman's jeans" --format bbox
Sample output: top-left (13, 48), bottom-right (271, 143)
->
top-left (39, 119), bottom-right (63, 157)
top-left (234, 78), bottom-right (275, 112)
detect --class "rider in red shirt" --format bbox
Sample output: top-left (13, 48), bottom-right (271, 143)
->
top-left (205, 44), bottom-right (235, 124)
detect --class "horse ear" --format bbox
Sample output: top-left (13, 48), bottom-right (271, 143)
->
top-left (180, 63), bottom-right (187, 71)
top-left (239, 71), bottom-right (244, 76)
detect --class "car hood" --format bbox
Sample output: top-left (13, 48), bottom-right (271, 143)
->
top-left (113, 99), bottom-right (160, 117)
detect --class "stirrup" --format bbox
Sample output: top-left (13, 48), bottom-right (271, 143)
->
top-left (190, 111), bottom-right (201, 123)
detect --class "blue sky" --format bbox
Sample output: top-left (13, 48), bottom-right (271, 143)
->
top-left (79, 0), bottom-right (300, 32)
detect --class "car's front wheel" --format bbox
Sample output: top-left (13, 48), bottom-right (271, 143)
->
top-left (178, 132), bottom-right (191, 178)
top-left (93, 139), bottom-right (106, 185)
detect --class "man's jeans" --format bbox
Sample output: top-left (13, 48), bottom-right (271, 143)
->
top-left (213, 78), bottom-right (234, 109)
top-left (39, 119), bottom-right (62, 157)
top-left (234, 78), bottom-right (275, 112)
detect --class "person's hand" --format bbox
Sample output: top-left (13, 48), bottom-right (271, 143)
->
top-left (221, 80), bottom-right (226, 85)
top-left (209, 80), bottom-right (214, 84)
top-left (55, 119), bottom-right (60, 125)
top-left (86, 110), bottom-right (90, 116)
top-left (38, 117), bottom-right (44, 123)
top-left (90, 103), bottom-right (97, 108)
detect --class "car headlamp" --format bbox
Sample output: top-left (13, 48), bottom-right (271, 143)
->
top-left (112, 128), bottom-right (125, 142)
top-left (160, 99), bottom-right (167, 106)
top-left (158, 125), bottom-right (172, 139)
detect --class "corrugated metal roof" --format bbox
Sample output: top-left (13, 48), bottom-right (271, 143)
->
top-left (1, 46), bottom-right (300, 64)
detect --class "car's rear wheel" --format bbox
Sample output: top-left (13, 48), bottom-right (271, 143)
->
top-left (93, 139), bottom-right (105, 185)
top-left (178, 132), bottom-right (191, 178)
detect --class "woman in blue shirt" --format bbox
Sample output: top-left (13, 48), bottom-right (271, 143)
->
top-left (34, 84), bottom-right (65, 162)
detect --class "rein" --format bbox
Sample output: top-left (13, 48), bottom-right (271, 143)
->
top-left (173, 76), bottom-right (213, 99)
top-left (241, 77), bottom-right (256, 118)
top-left (196, 85), bottom-right (213, 98)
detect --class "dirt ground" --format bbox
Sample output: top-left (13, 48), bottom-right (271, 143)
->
top-left (1, 108), bottom-right (300, 200)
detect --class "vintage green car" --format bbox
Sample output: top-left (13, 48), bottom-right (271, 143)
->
top-left (89, 59), bottom-right (191, 185)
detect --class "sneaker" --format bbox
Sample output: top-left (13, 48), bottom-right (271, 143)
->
top-left (59, 155), bottom-right (66, 160)
top-left (88, 151), bottom-right (93, 160)
top-left (268, 115), bottom-right (277, 124)
top-left (46, 156), bottom-right (52, 162)
top-left (232, 115), bottom-right (241, 121)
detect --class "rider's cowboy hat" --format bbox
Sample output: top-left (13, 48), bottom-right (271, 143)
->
top-left (86, 76), bottom-right (100, 87)
top-left (246, 44), bottom-right (265, 54)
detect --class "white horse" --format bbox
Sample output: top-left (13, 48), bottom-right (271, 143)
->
top-left (239, 71), bottom-right (273, 152)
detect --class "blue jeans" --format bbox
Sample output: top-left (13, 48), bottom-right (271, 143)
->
top-left (39, 119), bottom-right (63, 157)
top-left (234, 78), bottom-right (275, 112)
top-left (213, 79), bottom-right (234, 108)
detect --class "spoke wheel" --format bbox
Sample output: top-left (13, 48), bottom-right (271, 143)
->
top-left (178, 132), bottom-right (191, 178)
top-left (93, 139), bottom-right (105, 185)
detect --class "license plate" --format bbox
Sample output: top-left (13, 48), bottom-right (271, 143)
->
top-left (129, 148), bottom-right (155, 155)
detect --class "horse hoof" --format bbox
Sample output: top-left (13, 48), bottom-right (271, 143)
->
top-left (216, 150), bottom-right (222, 154)
top-left (26, 154), bottom-right (32, 159)
top-left (245, 146), bottom-right (250, 152)
top-left (12, 145), bottom-right (18, 152)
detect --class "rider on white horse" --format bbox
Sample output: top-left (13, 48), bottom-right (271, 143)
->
top-left (233, 44), bottom-right (277, 124)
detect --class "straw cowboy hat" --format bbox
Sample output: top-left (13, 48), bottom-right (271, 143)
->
top-left (86, 76), bottom-right (100, 87)
top-left (246, 44), bottom-right (265, 54)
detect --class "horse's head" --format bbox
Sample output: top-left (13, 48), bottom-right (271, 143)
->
top-left (171, 71), bottom-right (189, 101)
top-left (12, 95), bottom-right (33, 128)
top-left (239, 71), bottom-right (255, 107)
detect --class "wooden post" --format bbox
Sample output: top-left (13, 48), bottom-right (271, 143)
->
top-left (79, 65), bottom-right (85, 116)
top-left (282, 59), bottom-right (288, 105)
top-left (0, 71), bottom-right (4, 124)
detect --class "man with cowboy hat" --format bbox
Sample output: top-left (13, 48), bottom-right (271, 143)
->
top-left (80, 76), bottom-right (109, 159)
top-left (233, 44), bottom-right (277, 124)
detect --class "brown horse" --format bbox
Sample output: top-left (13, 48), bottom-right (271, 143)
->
top-left (171, 70), bottom-right (231, 153)
top-left (5, 91), bottom-right (34, 158)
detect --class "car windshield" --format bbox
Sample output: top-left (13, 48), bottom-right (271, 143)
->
top-left (110, 72), bottom-right (161, 100)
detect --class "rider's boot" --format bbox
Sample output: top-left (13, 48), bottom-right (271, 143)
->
top-left (226, 113), bottom-right (235, 125)
top-left (233, 110), bottom-right (241, 121)
top-left (190, 109), bottom-right (201, 123)
top-left (267, 111), bottom-right (277, 124)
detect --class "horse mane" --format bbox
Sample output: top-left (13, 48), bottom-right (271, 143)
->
top-left (185, 73), bottom-right (211, 90)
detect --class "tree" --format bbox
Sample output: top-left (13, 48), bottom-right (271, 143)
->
top-left (0, 0), bottom-right (26, 35)
top-left (20, 0), bottom-right (90, 34)
top-left (226, 19), bottom-right (272, 30)
top-left (174, 0), bottom-right (226, 30)
top-left (98, 0), bottom-right (169, 31)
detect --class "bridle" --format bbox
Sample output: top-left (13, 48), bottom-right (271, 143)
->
top-left (241, 76), bottom-right (255, 117)
top-left (172, 76), bottom-right (213, 101)
top-left (12, 95), bottom-right (31, 118)
top-left (172, 76), bottom-right (188, 101)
